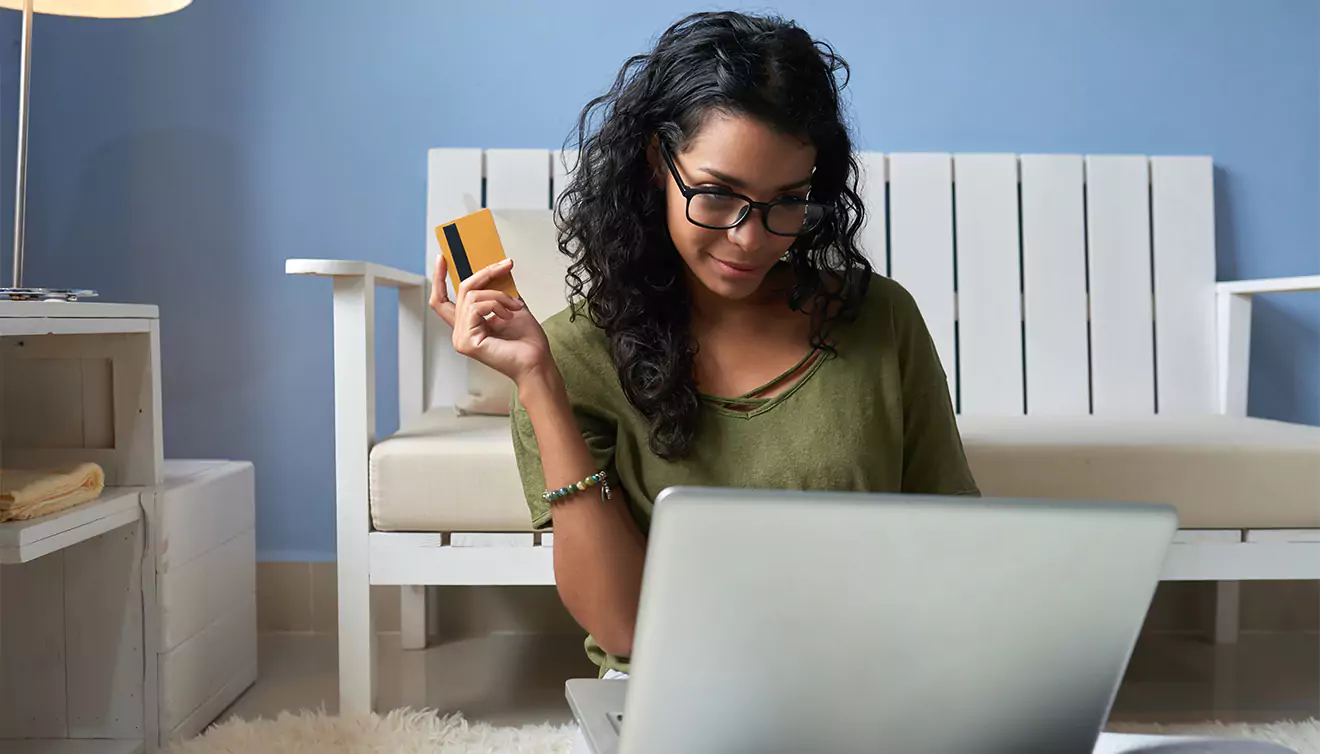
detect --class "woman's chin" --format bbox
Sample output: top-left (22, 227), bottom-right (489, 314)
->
top-left (698, 274), bottom-right (764, 302)
top-left (692, 258), bottom-right (767, 299)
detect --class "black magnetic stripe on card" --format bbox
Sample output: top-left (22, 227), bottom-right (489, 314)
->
top-left (442, 223), bottom-right (474, 281)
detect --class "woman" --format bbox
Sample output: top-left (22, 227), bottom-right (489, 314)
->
top-left (430, 11), bottom-right (978, 681)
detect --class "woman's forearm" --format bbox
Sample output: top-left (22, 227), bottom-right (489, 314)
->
top-left (518, 369), bottom-right (647, 658)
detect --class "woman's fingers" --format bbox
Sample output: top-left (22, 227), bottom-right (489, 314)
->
top-left (440, 257), bottom-right (526, 360)
top-left (470, 299), bottom-right (516, 321)
top-left (460, 292), bottom-right (523, 333)
top-left (465, 288), bottom-right (524, 313)
top-left (457, 258), bottom-right (514, 297)
top-left (452, 287), bottom-right (526, 353)
top-left (430, 255), bottom-right (457, 326)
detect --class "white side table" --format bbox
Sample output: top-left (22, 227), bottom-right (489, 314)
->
top-left (0, 301), bottom-right (163, 754)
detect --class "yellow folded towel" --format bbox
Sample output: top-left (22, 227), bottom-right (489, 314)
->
top-left (0, 463), bottom-right (106, 522)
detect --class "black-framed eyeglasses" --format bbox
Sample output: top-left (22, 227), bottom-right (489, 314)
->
top-left (659, 142), bottom-right (830, 237)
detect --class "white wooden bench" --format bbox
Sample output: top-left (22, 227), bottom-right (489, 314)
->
top-left (288, 148), bottom-right (1320, 714)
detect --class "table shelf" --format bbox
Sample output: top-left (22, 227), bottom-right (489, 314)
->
top-left (0, 301), bottom-right (158, 320)
top-left (0, 488), bottom-right (142, 564)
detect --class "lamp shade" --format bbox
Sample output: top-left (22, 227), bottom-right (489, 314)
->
top-left (0, 0), bottom-right (190, 17)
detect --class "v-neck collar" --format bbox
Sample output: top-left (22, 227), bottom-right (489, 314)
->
top-left (700, 347), bottom-right (826, 419)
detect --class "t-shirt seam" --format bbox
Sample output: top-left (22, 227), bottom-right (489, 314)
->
top-left (903, 384), bottom-right (939, 413)
top-left (531, 507), bottom-right (552, 529)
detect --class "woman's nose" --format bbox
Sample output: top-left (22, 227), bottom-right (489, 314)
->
top-left (727, 208), bottom-right (771, 253)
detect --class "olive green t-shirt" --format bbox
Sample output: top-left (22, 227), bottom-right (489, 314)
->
top-left (510, 273), bottom-right (979, 675)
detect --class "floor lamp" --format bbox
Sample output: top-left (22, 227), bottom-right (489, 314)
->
top-left (0, 0), bottom-right (192, 302)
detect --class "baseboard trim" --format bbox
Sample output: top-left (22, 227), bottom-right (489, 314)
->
top-left (258, 563), bottom-right (1319, 636)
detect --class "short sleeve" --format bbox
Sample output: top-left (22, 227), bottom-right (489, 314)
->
top-left (881, 277), bottom-right (980, 496)
top-left (510, 384), bottom-right (618, 529)
top-left (901, 385), bottom-right (980, 495)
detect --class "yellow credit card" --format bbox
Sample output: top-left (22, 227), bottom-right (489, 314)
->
top-left (434, 208), bottom-right (520, 299)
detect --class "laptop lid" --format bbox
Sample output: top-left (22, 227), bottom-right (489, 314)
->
top-left (618, 488), bottom-right (1178, 754)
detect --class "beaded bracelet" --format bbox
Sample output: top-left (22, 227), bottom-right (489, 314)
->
top-left (542, 470), bottom-right (611, 506)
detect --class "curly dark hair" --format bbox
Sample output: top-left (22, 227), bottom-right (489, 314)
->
top-left (556, 10), bottom-right (872, 460)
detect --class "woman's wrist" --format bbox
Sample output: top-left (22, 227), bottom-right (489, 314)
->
top-left (515, 364), bottom-right (568, 413)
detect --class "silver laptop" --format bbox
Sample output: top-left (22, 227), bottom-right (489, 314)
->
top-left (568, 486), bottom-right (1182, 754)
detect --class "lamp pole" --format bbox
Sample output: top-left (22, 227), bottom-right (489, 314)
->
top-left (1, 0), bottom-right (188, 300)
top-left (11, 0), bottom-right (32, 288)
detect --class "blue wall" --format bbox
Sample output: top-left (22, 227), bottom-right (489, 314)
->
top-left (4, 1), bottom-right (1318, 561)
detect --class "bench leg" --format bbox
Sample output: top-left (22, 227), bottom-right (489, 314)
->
top-left (338, 557), bottom-right (376, 714)
top-left (1206, 583), bottom-right (1241, 715)
top-left (398, 588), bottom-right (432, 708)
top-left (331, 275), bottom-right (378, 714)
top-left (1211, 641), bottom-right (1239, 717)
top-left (401, 585), bottom-right (429, 650)
top-left (1212, 581), bottom-right (1241, 645)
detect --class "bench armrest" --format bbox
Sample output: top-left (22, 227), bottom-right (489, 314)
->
top-left (287, 253), bottom-right (428, 452)
top-left (286, 258), bottom-right (426, 288)
top-left (1215, 274), bottom-right (1320, 416)
top-left (1216, 274), bottom-right (1320, 296)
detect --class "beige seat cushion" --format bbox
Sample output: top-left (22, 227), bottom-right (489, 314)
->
top-left (370, 409), bottom-right (528, 532)
top-left (960, 415), bottom-right (1320, 529)
top-left (371, 410), bottom-right (1320, 532)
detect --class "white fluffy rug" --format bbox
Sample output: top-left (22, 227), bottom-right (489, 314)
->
top-left (1111, 719), bottom-right (1320, 752)
top-left (171, 709), bottom-right (1320, 753)
top-left (170, 709), bottom-right (577, 753)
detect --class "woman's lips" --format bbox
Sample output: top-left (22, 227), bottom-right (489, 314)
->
top-left (712, 257), bottom-right (759, 276)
